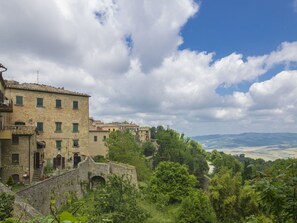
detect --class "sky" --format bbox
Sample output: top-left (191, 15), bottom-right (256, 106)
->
top-left (1, 0), bottom-right (297, 136)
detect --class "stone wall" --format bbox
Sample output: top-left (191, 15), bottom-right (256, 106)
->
top-left (0, 182), bottom-right (41, 221)
top-left (110, 162), bottom-right (138, 187)
top-left (17, 168), bottom-right (82, 215)
top-left (16, 157), bottom-right (138, 216)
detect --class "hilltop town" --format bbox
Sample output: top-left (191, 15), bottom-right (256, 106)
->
top-left (0, 64), bottom-right (150, 185)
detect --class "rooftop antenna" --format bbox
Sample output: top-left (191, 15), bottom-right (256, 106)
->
top-left (36, 70), bottom-right (39, 84)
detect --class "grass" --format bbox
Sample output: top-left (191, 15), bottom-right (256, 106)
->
top-left (138, 199), bottom-right (180, 223)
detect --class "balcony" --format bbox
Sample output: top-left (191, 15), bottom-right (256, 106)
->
top-left (3, 125), bottom-right (36, 135)
top-left (0, 99), bottom-right (13, 113)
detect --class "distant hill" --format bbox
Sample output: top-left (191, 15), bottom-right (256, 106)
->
top-left (192, 133), bottom-right (297, 160)
top-left (192, 133), bottom-right (297, 149)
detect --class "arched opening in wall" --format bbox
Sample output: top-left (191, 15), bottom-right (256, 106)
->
top-left (11, 174), bottom-right (20, 183)
top-left (73, 153), bottom-right (81, 168)
top-left (91, 176), bottom-right (106, 188)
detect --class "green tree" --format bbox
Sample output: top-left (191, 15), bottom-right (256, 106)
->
top-left (91, 175), bottom-right (149, 223)
top-left (150, 126), bottom-right (156, 139)
top-left (106, 130), bottom-right (152, 181)
top-left (210, 150), bottom-right (242, 174)
top-left (148, 161), bottom-right (196, 205)
top-left (178, 189), bottom-right (217, 223)
top-left (254, 159), bottom-right (297, 223)
top-left (142, 141), bottom-right (156, 157)
top-left (209, 168), bottom-right (259, 223)
top-left (152, 128), bottom-right (208, 186)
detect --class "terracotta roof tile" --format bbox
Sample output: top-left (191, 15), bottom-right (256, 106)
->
top-left (5, 80), bottom-right (90, 97)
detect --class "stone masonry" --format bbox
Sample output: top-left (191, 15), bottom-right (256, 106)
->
top-left (16, 157), bottom-right (138, 216)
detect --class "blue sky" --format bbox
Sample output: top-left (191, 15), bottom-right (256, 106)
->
top-left (181, 0), bottom-right (297, 58)
top-left (1, 0), bottom-right (297, 135)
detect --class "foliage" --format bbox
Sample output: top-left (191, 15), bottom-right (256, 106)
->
top-left (106, 130), bottom-right (152, 181)
top-left (253, 158), bottom-right (297, 223)
top-left (210, 150), bottom-right (242, 175)
top-left (148, 161), bottom-right (196, 205)
top-left (178, 189), bottom-right (217, 223)
top-left (150, 126), bottom-right (156, 139)
top-left (138, 199), bottom-right (179, 223)
top-left (245, 214), bottom-right (274, 223)
top-left (209, 168), bottom-right (259, 223)
top-left (142, 141), bottom-right (156, 157)
top-left (0, 192), bottom-right (14, 221)
top-left (152, 127), bottom-right (208, 186)
top-left (92, 155), bottom-right (107, 163)
top-left (90, 175), bottom-right (149, 223)
top-left (6, 177), bottom-right (14, 187)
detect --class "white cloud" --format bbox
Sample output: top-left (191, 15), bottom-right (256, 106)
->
top-left (1, 0), bottom-right (297, 135)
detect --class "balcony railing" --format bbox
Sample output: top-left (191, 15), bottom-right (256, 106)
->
top-left (0, 99), bottom-right (13, 113)
top-left (3, 125), bottom-right (36, 135)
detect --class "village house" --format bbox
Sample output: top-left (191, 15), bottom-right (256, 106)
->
top-left (4, 80), bottom-right (90, 173)
top-left (88, 118), bottom-right (151, 157)
top-left (0, 65), bottom-right (42, 184)
top-left (88, 129), bottom-right (109, 157)
top-left (138, 127), bottom-right (151, 143)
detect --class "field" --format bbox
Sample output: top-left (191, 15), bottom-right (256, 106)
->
top-left (205, 146), bottom-right (297, 161)
top-left (193, 133), bottom-right (297, 160)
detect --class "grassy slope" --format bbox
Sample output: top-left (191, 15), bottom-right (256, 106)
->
top-left (138, 199), bottom-right (179, 223)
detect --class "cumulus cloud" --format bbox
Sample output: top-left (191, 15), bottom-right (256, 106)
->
top-left (1, 0), bottom-right (297, 135)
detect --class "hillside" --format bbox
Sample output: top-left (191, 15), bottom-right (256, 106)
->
top-left (192, 133), bottom-right (297, 160)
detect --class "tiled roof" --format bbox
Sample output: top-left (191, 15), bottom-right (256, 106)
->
top-left (5, 80), bottom-right (90, 97)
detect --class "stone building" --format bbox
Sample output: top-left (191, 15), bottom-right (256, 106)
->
top-left (4, 81), bottom-right (90, 170)
top-left (0, 125), bottom-right (42, 184)
top-left (0, 65), bottom-right (15, 183)
top-left (138, 127), bottom-right (151, 142)
top-left (88, 129), bottom-right (109, 157)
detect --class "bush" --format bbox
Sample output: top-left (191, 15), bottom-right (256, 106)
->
top-left (149, 161), bottom-right (196, 204)
top-left (178, 190), bottom-right (217, 223)
top-left (0, 192), bottom-right (14, 221)
top-left (6, 177), bottom-right (14, 186)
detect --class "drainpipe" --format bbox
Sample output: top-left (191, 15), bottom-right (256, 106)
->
top-left (29, 135), bottom-right (31, 183)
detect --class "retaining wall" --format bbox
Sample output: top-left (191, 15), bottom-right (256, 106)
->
top-left (16, 157), bottom-right (138, 216)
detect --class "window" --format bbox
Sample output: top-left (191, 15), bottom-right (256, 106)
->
top-left (73, 139), bottom-right (79, 147)
top-left (12, 135), bottom-right (19, 145)
top-left (37, 122), bottom-right (43, 132)
top-left (56, 99), bottom-right (62, 108)
top-left (56, 140), bottom-right (62, 149)
top-left (12, 154), bottom-right (19, 165)
top-left (55, 122), bottom-right (62, 132)
top-left (73, 123), bottom-right (79, 132)
top-left (36, 98), bottom-right (43, 107)
top-left (16, 96), bottom-right (23, 105)
top-left (73, 101), bottom-right (78, 109)
top-left (103, 136), bottom-right (107, 140)
top-left (94, 136), bottom-right (97, 142)
top-left (15, 121), bottom-right (25, 125)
